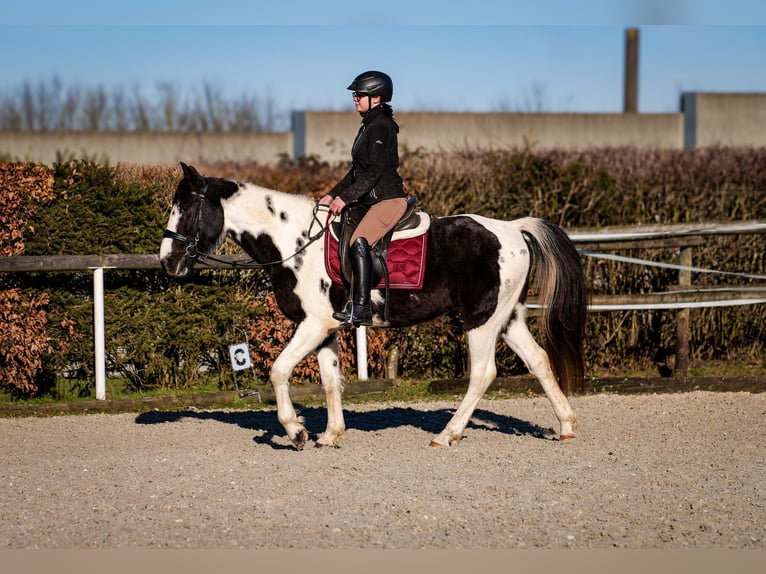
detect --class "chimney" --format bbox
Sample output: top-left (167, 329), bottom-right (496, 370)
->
top-left (624, 28), bottom-right (639, 113)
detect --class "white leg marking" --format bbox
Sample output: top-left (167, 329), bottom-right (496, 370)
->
top-left (431, 323), bottom-right (500, 447)
top-left (316, 334), bottom-right (346, 447)
top-left (270, 318), bottom-right (334, 448)
top-left (502, 307), bottom-right (577, 439)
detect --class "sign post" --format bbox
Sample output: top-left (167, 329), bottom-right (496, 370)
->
top-left (228, 343), bottom-right (260, 400)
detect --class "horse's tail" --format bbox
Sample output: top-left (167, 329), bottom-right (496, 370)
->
top-left (518, 217), bottom-right (587, 395)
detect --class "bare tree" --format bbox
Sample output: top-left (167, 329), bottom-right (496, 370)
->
top-left (0, 77), bottom-right (283, 132)
top-left (59, 85), bottom-right (81, 130)
top-left (519, 82), bottom-right (550, 113)
top-left (110, 88), bottom-right (129, 131)
top-left (157, 82), bottom-right (178, 131)
top-left (0, 100), bottom-right (21, 130)
top-left (131, 86), bottom-right (154, 131)
top-left (82, 86), bottom-right (109, 130)
top-left (202, 83), bottom-right (225, 132)
top-left (21, 81), bottom-right (38, 130)
top-left (230, 93), bottom-right (262, 132)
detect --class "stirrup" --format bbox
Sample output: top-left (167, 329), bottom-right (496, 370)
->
top-left (332, 302), bottom-right (371, 327)
top-left (332, 301), bottom-right (352, 323)
top-left (349, 305), bottom-right (372, 327)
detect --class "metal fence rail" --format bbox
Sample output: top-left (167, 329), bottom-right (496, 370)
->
top-left (2, 220), bottom-right (764, 396)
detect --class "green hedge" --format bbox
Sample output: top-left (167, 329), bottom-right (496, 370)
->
top-left (10, 161), bottom-right (264, 395)
top-left (4, 149), bottom-right (765, 397)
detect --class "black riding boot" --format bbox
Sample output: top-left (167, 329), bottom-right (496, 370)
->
top-left (332, 237), bottom-right (373, 327)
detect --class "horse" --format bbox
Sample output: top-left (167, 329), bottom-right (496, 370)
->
top-left (159, 163), bottom-right (588, 449)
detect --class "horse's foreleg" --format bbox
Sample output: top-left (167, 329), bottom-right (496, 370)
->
top-left (270, 357), bottom-right (307, 450)
top-left (270, 320), bottom-right (333, 450)
top-left (430, 325), bottom-right (498, 447)
top-left (315, 333), bottom-right (345, 447)
top-left (502, 313), bottom-right (578, 440)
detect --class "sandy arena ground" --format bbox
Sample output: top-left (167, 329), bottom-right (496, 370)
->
top-left (1, 391), bottom-right (764, 549)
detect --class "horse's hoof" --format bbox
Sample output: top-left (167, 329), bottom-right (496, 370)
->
top-left (292, 429), bottom-right (309, 450)
top-left (559, 434), bottom-right (576, 441)
top-left (429, 440), bottom-right (447, 448)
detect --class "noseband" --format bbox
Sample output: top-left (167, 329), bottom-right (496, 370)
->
top-left (162, 178), bottom-right (330, 269)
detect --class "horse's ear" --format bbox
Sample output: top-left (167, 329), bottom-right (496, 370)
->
top-left (180, 162), bottom-right (205, 188)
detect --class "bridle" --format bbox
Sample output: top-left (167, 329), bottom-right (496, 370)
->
top-left (162, 178), bottom-right (331, 269)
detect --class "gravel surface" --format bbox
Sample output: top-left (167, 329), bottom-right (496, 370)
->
top-left (1, 391), bottom-right (764, 549)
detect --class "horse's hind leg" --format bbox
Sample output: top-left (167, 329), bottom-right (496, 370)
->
top-left (315, 333), bottom-right (346, 447)
top-left (430, 324), bottom-right (499, 447)
top-left (501, 310), bottom-right (577, 440)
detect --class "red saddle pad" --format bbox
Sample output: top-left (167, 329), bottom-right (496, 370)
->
top-left (325, 230), bottom-right (428, 290)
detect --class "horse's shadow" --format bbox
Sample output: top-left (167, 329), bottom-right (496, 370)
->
top-left (135, 404), bottom-right (555, 449)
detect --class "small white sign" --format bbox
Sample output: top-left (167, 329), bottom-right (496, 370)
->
top-left (229, 343), bottom-right (252, 372)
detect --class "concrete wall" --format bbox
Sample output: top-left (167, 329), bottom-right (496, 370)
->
top-left (1, 93), bottom-right (764, 166)
top-left (296, 111), bottom-right (684, 164)
top-left (0, 131), bottom-right (292, 166)
top-left (682, 92), bottom-right (766, 149)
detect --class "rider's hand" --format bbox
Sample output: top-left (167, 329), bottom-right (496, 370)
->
top-left (328, 197), bottom-right (346, 216)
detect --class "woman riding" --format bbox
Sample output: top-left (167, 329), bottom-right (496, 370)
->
top-left (319, 70), bottom-right (408, 327)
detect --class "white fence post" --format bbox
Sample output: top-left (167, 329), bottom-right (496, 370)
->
top-left (90, 266), bottom-right (113, 400)
top-left (356, 325), bottom-right (368, 380)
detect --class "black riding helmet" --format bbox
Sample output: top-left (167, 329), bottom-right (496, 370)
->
top-left (347, 70), bottom-right (393, 102)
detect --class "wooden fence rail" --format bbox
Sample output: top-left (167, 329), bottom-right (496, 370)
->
top-left (570, 220), bottom-right (766, 374)
top-left (1, 220), bottom-right (764, 394)
top-left (568, 220), bottom-right (766, 310)
top-left (3, 220), bottom-right (764, 309)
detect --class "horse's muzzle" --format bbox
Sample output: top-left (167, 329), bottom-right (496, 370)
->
top-left (159, 255), bottom-right (190, 277)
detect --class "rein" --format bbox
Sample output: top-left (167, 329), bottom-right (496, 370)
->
top-left (162, 180), bottom-right (332, 269)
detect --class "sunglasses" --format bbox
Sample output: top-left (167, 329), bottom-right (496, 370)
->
top-left (352, 92), bottom-right (369, 100)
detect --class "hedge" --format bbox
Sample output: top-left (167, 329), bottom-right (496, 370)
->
top-left (1, 148), bottom-right (764, 397)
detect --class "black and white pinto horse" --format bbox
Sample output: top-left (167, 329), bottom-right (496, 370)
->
top-left (160, 163), bottom-right (588, 449)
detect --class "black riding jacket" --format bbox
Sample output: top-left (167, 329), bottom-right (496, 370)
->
top-left (329, 104), bottom-right (406, 207)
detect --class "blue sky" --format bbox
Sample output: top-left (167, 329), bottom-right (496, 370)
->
top-left (4, 1), bottom-right (766, 129)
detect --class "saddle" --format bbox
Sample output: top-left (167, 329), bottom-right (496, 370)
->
top-left (325, 198), bottom-right (430, 291)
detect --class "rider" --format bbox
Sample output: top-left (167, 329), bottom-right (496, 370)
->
top-left (319, 70), bottom-right (408, 327)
